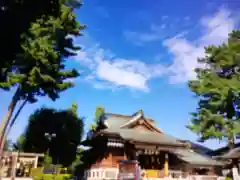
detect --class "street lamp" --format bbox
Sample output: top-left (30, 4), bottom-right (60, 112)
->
top-left (44, 133), bottom-right (57, 178)
top-left (44, 133), bottom-right (56, 155)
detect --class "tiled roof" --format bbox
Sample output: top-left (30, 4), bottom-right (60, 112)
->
top-left (104, 113), bottom-right (130, 129)
top-left (102, 112), bottom-right (183, 146)
top-left (208, 142), bottom-right (240, 156)
top-left (214, 147), bottom-right (240, 159)
top-left (103, 128), bottom-right (183, 146)
top-left (172, 149), bottom-right (223, 166)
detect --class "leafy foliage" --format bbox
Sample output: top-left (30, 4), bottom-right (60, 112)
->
top-left (69, 148), bottom-right (84, 172)
top-left (0, 0), bottom-right (85, 154)
top-left (33, 174), bottom-right (71, 180)
top-left (89, 106), bottom-right (105, 131)
top-left (0, 1), bottom-right (84, 100)
top-left (21, 105), bottom-right (84, 166)
top-left (0, 0), bottom-right (83, 82)
top-left (3, 139), bottom-right (11, 151)
top-left (43, 154), bottom-right (53, 168)
top-left (12, 135), bottom-right (25, 151)
top-left (187, 30), bottom-right (240, 144)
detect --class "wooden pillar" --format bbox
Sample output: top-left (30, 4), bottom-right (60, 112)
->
top-left (164, 152), bottom-right (168, 177)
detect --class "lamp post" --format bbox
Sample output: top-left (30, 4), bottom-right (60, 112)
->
top-left (44, 133), bottom-right (56, 179)
top-left (44, 133), bottom-right (56, 156)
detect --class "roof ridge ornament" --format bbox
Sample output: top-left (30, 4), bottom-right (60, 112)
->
top-left (120, 111), bottom-right (163, 133)
top-left (132, 109), bottom-right (144, 117)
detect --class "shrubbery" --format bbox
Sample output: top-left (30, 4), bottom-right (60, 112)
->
top-left (33, 174), bottom-right (71, 180)
top-left (31, 167), bottom-right (71, 180)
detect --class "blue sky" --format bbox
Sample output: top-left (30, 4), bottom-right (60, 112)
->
top-left (1, 0), bottom-right (240, 149)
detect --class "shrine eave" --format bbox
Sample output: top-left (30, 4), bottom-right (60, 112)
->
top-left (170, 149), bottom-right (224, 167)
top-left (101, 128), bottom-right (185, 147)
top-left (213, 147), bottom-right (240, 160)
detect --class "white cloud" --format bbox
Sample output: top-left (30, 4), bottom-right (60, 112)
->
top-left (75, 45), bottom-right (166, 92)
top-left (75, 8), bottom-right (238, 91)
top-left (97, 61), bottom-right (148, 90)
top-left (163, 7), bottom-right (238, 83)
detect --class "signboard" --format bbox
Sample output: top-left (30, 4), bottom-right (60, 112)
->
top-left (118, 160), bottom-right (139, 180)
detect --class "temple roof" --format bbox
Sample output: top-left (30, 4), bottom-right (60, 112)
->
top-left (208, 142), bottom-right (240, 156)
top-left (213, 147), bottom-right (240, 159)
top-left (98, 110), bottom-right (184, 146)
top-left (104, 111), bottom-right (158, 130)
top-left (102, 128), bottom-right (183, 146)
top-left (171, 149), bottom-right (223, 166)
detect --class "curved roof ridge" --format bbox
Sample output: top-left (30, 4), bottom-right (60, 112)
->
top-left (120, 111), bottom-right (163, 133)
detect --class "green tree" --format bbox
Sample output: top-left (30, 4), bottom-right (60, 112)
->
top-left (69, 147), bottom-right (84, 173)
top-left (89, 106), bottom-right (105, 131)
top-left (22, 105), bottom-right (84, 167)
top-left (3, 139), bottom-right (12, 151)
top-left (187, 30), bottom-right (240, 151)
top-left (0, 0), bottom-right (85, 154)
top-left (0, 0), bottom-right (81, 80)
top-left (70, 102), bottom-right (78, 116)
top-left (42, 154), bottom-right (53, 168)
top-left (12, 135), bottom-right (25, 151)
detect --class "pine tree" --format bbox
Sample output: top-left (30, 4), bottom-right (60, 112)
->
top-left (89, 106), bottom-right (105, 131)
top-left (0, 0), bottom-right (85, 155)
top-left (0, 0), bottom-right (78, 81)
top-left (187, 30), bottom-right (240, 152)
top-left (70, 102), bottom-right (78, 116)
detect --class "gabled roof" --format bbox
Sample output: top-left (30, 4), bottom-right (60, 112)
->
top-left (98, 110), bottom-right (184, 146)
top-left (104, 110), bottom-right (156, 128)
top-left (119, 110), bottom-right (162, 133)
top-left (101, 128), bottom-right (184, 146)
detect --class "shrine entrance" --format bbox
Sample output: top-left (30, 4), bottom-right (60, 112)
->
top-left (134, 148), bottom-right (169, 178)
top-left (138, 154), bottom-right (164, 170)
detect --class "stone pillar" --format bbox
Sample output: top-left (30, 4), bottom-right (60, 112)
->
top-left (34, 156), bottom-right (38, 168)
top-left (11, 155), bottom-right (17, 180)
top-left (164, 152), bottom-right (169, 177)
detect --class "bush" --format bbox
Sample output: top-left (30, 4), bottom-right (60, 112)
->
top-left (33, 174), bottom-right (71, 180)
top-left (30, 167), bottom-right (43, 177)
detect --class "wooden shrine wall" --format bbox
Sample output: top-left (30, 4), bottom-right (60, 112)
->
top-left (91, 148), bottom-right (126, 168)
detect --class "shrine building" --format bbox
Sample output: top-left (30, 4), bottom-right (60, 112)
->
top-left (81, 110), bottom-right (224, 180)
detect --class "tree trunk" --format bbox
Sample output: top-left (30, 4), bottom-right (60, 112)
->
top-left (7, 99), bottom-right (27, 136)
top-left (228, 136), bottom-right (235, 150)
top-left (0, 88), bottom-right (20, 157)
